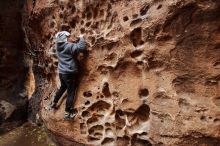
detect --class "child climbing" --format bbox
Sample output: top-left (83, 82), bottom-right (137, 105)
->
top-left (51, 31), bottom-right (87, 120)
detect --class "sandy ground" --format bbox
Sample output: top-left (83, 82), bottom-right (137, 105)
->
top-left (0, 123), bottom-right (56, 146)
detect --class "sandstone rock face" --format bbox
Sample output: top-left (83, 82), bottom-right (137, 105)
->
top-left (28, 0), bottom-right (220, 145)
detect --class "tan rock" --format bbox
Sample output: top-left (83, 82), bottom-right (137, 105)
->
top-left (27, 0), bottom-right (220, 145)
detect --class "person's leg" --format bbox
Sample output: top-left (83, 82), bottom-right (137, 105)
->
top-left (64, 73), bottom-right (79, 113)
top-left (53, 74), bottom-right (67, 104)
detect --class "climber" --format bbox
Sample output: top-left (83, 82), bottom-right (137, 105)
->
top-left (51, 31), bottom-right (87, 120)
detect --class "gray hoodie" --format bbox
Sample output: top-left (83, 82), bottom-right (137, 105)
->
top-left (56, 37), bottom-right (86, 74)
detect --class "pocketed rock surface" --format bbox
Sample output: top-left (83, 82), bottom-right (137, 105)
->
top-left (26, 0), bottom-right (220, 145)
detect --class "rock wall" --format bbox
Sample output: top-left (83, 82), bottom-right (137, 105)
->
top-left (0, 0), bottom-right (34, 133)
top-left (27, 0), bottom-right (220, 145)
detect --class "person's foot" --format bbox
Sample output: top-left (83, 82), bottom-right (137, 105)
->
top-left (64, 112), bottom-right (77, 120)
top-left (50, 102), bottom-right (58, 110)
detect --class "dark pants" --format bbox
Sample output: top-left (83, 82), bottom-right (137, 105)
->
top-left (54, 73), bottom-right (79, 113)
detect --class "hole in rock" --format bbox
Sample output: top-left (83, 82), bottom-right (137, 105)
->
top-left (112, 91), bottom-right (119, 97)
top-left (80, 123), bottom-right (87, 134)
top-left (105, 123), bottom-right (111, 127)
top-left (130, 27), bottom-right (144, 47)
top-left (93, 7), bottom-right (98, 19)
top-left (213, 60), bottom-right (220, 68)
top-left (102, 82), bottom-right (111, 97)
top-left (87, 12), bottom-right (92, 20)
top-left (88, 100), bottom-right (111, 112)
top-left (86, 21), bottom-right (92, 27)
top-left (82, 13), bottom-right (86, 19)
top-left (93, 132), bottom-right (102, 139)
top-left (54, 61), bottom-right (58, 66)
top-left (131, 135), bottom-right (152, 146)
top-left (85, 100), bottom-right (90, 105)
top-left (121, 99), bottom-right (129, 104)
top-left (59, 13), bottom-right (63, 18)
top-left (200, 116), bottom-right (206, 121)
top-left (140, 5), bottom-right (149, 16)
top-left (132, 14), bottom-right (139, 19)
top-left (137, 61), bottom-right (143, 66)
top-left (130, 18), bottom-right (142, 27)
top-left (134, 104), bottom-right (150, 121)
top-left (81, 20), bottom-right (84, 25)
top-left (116, 109), bottom-right (124, 116)
top-left (61, 24), bottom-right (70, 31)
top-left (123, 16), bottom-right (129, 21)
top-left (157, 4), bottom-right (162, 9)
top-left (178, 98), bottom-right (190, 109)
top-left (139, 88), bottom-right (149, 98)
top-left (115, 111), bottom-right (125, 129)
top-left (216, 43), bottom-right (220, 49)
top-left (67, 3), bottom-right (72, 9)
top-left (101, 137), bottom-right (114, 145)
top-left (86, 6), bottom-right (90, 12)
top-left (140, 132), bottom-right (148, 136)
top-left (172, 75), bottom-right (191, 87)
top-left (213, 96), bottom-right (220, 107)
top-left (108, 3), bottom-right (112, 10)
top-left (148, 58), bottom-right (164, 69)
top-left (87, 116), bottom-right (99, 125)
top-left (131, 50), bottom-right (143, 58)
top-left (106, 42), bottom-right (118, 50)
top-left (110, 0), bottom-right (118, 3)
top-left (88, 125), bottom-right (104, 134)
top-left (82, 111), bottom-right (90, 118)
top-left (88, 36), bottom-right (96, 45)
top-left (214, 118), bottom-right (220, 123)
top-left (70, 19), bottom-right (77, 28)
top-left (117, 136), bottom-right (130, 146)
top-left (80, 28), bottom-right (85, 33)
top-left (88, 136), bottom-right (100, 141)
top-left (83, 91), bottom-right (92, 97)
top-left (106, 11), bottom-right (112, 20)
top-left (100, 9), bottom-right (105, 17)
top-left (71, 5), bottom-right (76, 14)
top-left (205, 78), bottom-right (218, 86)
top-left (91, 22), bottom-right (99, 29)
top-left (49, 21), bottom-right (55, 28)
top-left (46, 33), bottom-right (51, 40)
top-left (61, 5), bottom-right (64, 11)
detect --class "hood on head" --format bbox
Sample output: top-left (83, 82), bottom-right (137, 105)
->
top-left (55, 31), bottom-right (70, 43)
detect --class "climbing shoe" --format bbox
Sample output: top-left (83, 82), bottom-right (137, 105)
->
top-left (64, 112), bottom-right (76, 120)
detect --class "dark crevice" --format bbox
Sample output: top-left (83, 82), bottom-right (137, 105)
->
top-left (130, 27), bottom-right (144, 47)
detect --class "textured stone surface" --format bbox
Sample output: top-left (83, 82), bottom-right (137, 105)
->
top-left (0, 100), bottom-right (16, 121)
top-left (0, 0), bottom-right (32, 133)
top-left (26, 0), bottom-right (220, 145)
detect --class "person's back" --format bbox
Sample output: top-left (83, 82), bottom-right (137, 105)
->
top-left (51, 31), bottom-right (87, 120)
top-left (56, 37), bottom-right (86, 74)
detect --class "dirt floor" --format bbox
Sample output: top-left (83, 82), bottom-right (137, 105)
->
top-left (0, 123), bottom-right (56, 146)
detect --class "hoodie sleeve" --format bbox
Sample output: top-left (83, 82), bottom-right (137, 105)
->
top-left (70, 37), bottom-right (87, 55)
